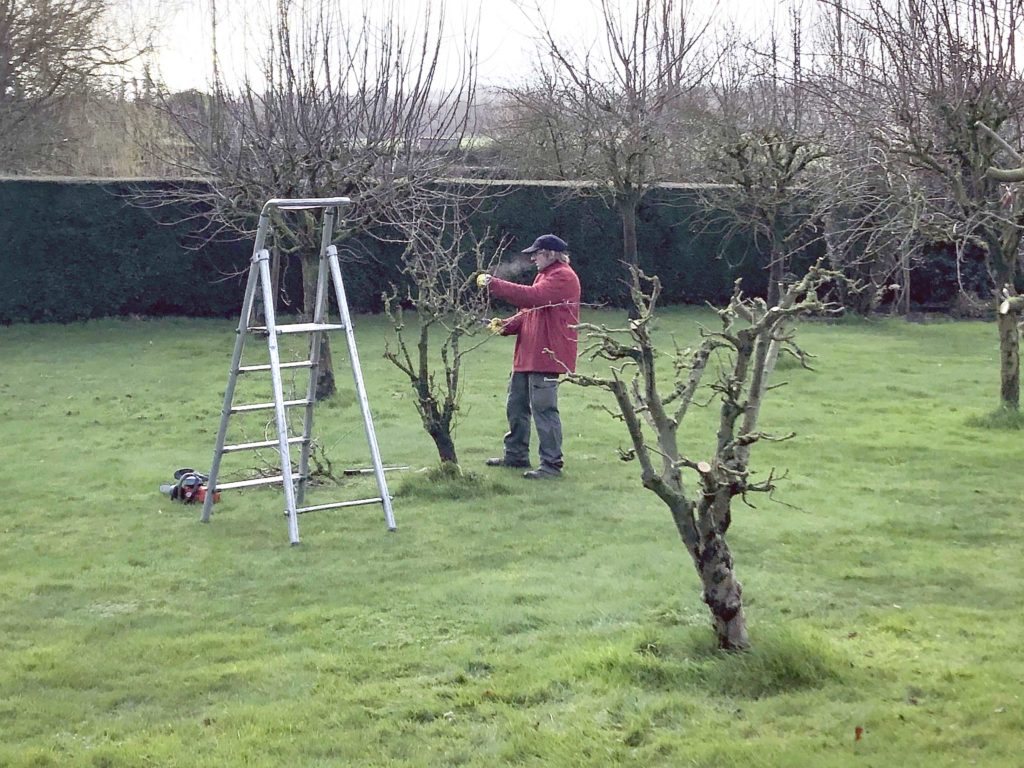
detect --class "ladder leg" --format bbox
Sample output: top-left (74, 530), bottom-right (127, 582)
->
top-left (296, 208), bottom-right (336, 507)
top-left (327, 245), bottom-right (397, 531)
top-left (258, 253), bottom-right (302, 545)
top-left (201, 223), bottom-right (269, 523)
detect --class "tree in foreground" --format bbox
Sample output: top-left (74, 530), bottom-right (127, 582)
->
top-left (569, 261), bottom-right (837, 649)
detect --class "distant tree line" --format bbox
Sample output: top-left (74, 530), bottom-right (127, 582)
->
top-left (6, 0), bottom-right (1021, 399)
top-left (5, 1), bottom-right (1015, 305)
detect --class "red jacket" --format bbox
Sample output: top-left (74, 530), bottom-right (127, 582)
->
top-left (489, 261), bottom-right (581, 373)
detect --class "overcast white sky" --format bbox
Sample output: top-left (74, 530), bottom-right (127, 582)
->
top-left (149, 0), bottom-right (785, 93)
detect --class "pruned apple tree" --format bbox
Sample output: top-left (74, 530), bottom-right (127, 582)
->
top-left (383, 199), bottom-right (506, 470)
top-left (568, 260), bottom-right (838, 650)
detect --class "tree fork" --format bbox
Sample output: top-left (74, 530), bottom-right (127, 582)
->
top-left (998, 296), bottom-right (1024, 316)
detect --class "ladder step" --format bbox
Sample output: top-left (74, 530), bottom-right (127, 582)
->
top-left (341, 466), bottom-right (411, 476)
top-left (215, 474), bottom-right (306, 491)
top-left (291, 497), bottom-right (390, 515)
top-left (238, 360), bottom-right (314, 373)
top-left (248, 323), bottom-right (345, 335)
top-left (222, 437), bottom-right (308, 453)
top-left (231, 398), bottom-right (310, 413)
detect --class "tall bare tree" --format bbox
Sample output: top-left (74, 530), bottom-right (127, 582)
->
top-left (153, 0), bottom-right (479, 399)
top-left (817, 0), bottom-right (1024, 408)
top-left (0, 0), bottom-right (139, 171)
top-left (498, 0), bottom-right (716, 267)
top-left (701, 9), bottom-right (829, 308)
top-left (570, 260), bottom-right (838, 649)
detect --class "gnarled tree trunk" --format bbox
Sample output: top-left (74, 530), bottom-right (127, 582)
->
top-left (696, 534), bottom-right (748, 650)
top-left (991, 244), bottom-right (1020, 411)
top-left (663, 478), bottom-right (749, 649)
top-left (428, 427), bottom-right (458, 466)
top-left (694, 486), bottom-right (748, 650)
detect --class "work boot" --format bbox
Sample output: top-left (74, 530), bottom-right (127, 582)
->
top-left (522, 466), bottom-right (562, 480)
top-left (485, 457), bottom-right (532, 468)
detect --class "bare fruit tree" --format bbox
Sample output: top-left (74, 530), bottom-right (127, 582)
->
top-left (152, 0), bottom-right (479, 400)
top-left (498, 0), bottom-right (715, 268)
top-left (700, 9), bottom-right (829, 308)
top-left (383, 197), bottom-right (505, 469)
top-left (817, 0), bottom-right (1024, 409)
top-left (569, 261), bottom-right (837, 649)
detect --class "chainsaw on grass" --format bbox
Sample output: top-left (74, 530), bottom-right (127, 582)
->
top-left (159, 468), bottom-right (220, 504)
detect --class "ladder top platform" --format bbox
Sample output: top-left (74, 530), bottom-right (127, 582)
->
top-left (262, 197), bottom-right (352, 214)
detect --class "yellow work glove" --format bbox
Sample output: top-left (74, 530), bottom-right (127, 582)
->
top-left (475, 273), bottom-right (492, 288)
top-left (487, 317), bottom-right (504, 334)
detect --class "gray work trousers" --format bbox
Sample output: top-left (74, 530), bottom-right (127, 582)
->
top-left (503, 371), bottom-right (564, 471)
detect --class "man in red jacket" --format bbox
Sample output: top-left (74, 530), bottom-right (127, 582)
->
top-left (477, 234), bottom-right (581, 479)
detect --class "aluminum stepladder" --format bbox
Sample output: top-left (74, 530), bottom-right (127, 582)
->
top-left (200, 197), bottom-right (396, 545)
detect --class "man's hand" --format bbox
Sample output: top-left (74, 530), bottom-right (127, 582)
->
top-left (476, 273), bottom-right (492, 288)
top-left (486, 317), bottom-right (503, 334)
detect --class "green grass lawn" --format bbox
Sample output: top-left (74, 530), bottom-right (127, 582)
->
top-left (1, 309), bottom-right (1022, 767)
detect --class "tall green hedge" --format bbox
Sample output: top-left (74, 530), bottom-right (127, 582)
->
top-left (492, 186), bottom-right (769, 305)
top-left (0, 179), bottom-right (776, 324)
top-left (0, 180), bottom-right (250, 323)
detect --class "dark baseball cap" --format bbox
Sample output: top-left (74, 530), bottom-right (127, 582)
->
top-left (522, 234), bottom-right (568, 253)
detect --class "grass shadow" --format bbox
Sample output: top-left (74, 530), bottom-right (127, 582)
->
top-left (687, 625), bottom-right (847, 698)
top-left (395, 464), bottom-right (513, 501)
top-left (575, 624), bottom-right (847, 699)
top-left (965, 407), bottom-right (1024, 430)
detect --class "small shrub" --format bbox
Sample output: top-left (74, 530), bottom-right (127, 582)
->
top-left (773, 349), bottom-right (808, 371)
